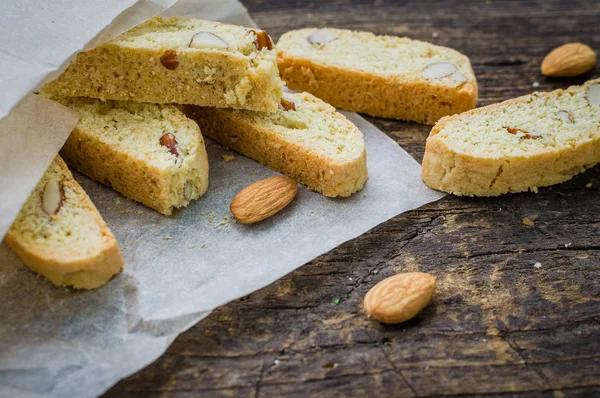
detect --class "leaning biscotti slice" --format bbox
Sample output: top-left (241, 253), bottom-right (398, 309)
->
top-left (277, 28), bottom-right (478, 125)
top-left (183, 92), bottom-right (367, 197)
top-left (43, 17), bottom-right (283, 112)
top-left (422, 79), bottom-right (600, 196)
top-left (53, 97), bottom-right (209, 216)
top-left (4, 156), bottom-right (124, 289)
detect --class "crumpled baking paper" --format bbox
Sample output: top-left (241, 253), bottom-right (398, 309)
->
top-left (0, 1), bottom-right (445, 397)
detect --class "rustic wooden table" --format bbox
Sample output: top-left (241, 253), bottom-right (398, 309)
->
top-left (106, 1), bottom-right (600, 396)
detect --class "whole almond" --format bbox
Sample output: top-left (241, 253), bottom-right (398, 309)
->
top-left (364, 272), bottom-right (436, 324)
top-left (541, 43), bottom-right (596, 77)
top-left (230, 176), bottom-right (297, 224)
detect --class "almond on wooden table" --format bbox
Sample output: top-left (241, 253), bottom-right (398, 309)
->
top-left (541, 43), bottom-right (596, 77)
top-left (364, 272), bottom-right (436, 324)
top-left (230, 176), bottom-right (298, 224)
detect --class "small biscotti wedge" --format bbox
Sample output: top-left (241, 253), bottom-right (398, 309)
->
top-left (183, 92), bottom-right (367, 197)
top-left (422, 79), bottom-right (600, 196)
top-left (53, 97), bottom-right (209, 216)
top-left (4, 156), bottom-right (124, 289)
top-left (277, 28), bottom-right (477, 125)
top-left (43, 17), bottom-right (283, 112)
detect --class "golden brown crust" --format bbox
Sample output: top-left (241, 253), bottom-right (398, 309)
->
top-left (42, 17), bottom-right (283, 112)
top-left (52, 98), bottom-right (210, 216)
top-left (4, 156), bottom-right (124, 289)
top-left (277, 53), bottom-right (477, 125)
top-left (183, 104), bottom-right (368, 198)
top-left (60, 131), bottom-right (175, 215)
top-left (422, 81), bottom-right (600, 196)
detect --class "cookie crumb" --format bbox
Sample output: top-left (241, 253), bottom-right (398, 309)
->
top-left (250, 171), bottom-right (257, 175)
top-left (223, 154), bottom-right (235, 162)
top-left (534, 262), bottom-right (542, 269)
top-left (164, 234), bottom-right (172, 240)
top-left (432, 32), bottom-right (439, 38)
top-left (201, 243), bottom-right (206, 248)
top-left (532, 81), bottom-right (540, 88)
top-left (188, 243), bottom-right (196, 249)
top-left (522, 217), bottom-right (535, 226)
top-left (586, 183), bottom-right (593, 188)
top-left (565, 243), bottom-right (572, 248)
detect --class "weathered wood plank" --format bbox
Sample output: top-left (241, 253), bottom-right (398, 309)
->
top-left (105, 0), bottom-right (600, 396)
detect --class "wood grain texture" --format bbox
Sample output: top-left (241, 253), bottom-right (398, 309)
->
top-left (105, 0), bottom-right (600, 396)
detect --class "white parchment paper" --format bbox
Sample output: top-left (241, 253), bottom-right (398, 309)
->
top-left (0, 1), bottom-right (445, 397)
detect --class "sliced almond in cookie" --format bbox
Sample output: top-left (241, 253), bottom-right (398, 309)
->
top-left (160, 50), bottom-right (179, 70)
top-left (249, 29), bottom-right (274, 51)
top-left (557, 110), bottom-right (574, 123)
top-left (422, 61), bottom-right (457, 80)
top-left (504, 126), bottom-right (541, 140)
top-left (450, 71), bottom-right (467, 83)
top-left (183, 181), bottom-right (193, 201)
top-left (41, 178), bottom-right (64, 216)
top-left (588, 84), bottom-right (600, 106)
top-left (280, 97), bottom-right (296, 111)
top-left (307, 29), bottom-right (337, 46)
top-left (189, 32), bottom-right (228, 50)
top-left (159, 132), bottom-right (179, 157)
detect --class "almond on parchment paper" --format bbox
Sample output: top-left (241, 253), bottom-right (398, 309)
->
top-left (364, 272), bottom-right (436, 324)
top-left (230, 176), bottom-right (298, 224)
top-left (541, 43), bottom-right (596, 77)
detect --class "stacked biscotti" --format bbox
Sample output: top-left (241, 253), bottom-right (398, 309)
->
top-left (8, 17), bottom-right (485, 289)
top-left (7, 17), bottom-right (287, 288)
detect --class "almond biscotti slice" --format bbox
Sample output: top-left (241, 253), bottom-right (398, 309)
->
top-left (43, 17), bottom-right (283, 112)
top-left (277, 28), bottom-right (478, 125)
top-left (53, 97), bottom-right (209, 216)
top-left (422, 79), bottom-right (600, 196)
top-left (183, 92), bottom-right (367, 197)
top-left (4, 156), bottom-right (124, 289)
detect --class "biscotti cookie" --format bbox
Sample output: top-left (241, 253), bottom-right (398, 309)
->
top-left (4, 156), bottom-right (124, 289)
top-left (183, 92), bottom-right (367, 197)
top-left (422, 79), bottom-right (600, 196)
top-left (43, 17), bottom-right (283, 112)
top-left (53, 97), bottom-right (209, 216)
top-left (277, 28), bottom-right (478, 125)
